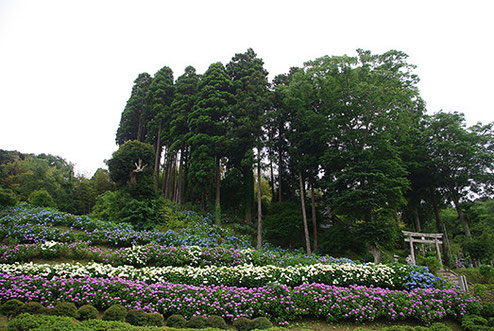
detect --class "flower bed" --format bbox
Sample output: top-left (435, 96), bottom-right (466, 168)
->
top-left (0, 261), bottom-right (440, 290)
top-left (0, 274), bottom-right (480, 323)
top-left (0, 241), bottom-right (354, 267)
top-left (0, 205), bottom-right (250, 248)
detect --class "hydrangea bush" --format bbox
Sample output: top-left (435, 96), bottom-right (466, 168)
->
top-left (0, 242), bottom-right (358, 267)
top-left (0, 261), bottom-right (441, 290)
top-left (0, 204), bottom-right (477, 327)
top-left (0, 274), bottom-right (481, 323)
top-left (0, 205), bottom-right (250, 248)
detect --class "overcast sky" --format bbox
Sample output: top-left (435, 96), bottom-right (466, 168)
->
top-left (1, 0), bottom-right (493, 176)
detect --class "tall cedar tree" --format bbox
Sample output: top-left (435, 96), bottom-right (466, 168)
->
top-left (268, 68), bottom-right (300, 203)
top-left (116, 73), bottom-right (152, 145)
top-left (187, 62), bottom-right (233, 217)
top-left (226, 48), bottom-right (270, 228)
top-left (146, 66), bottom-right (175, 186)
top-left (169, 66), bottom-right (200, 204)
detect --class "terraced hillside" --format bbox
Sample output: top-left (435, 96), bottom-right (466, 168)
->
top-left (0, 205), bottom-right (483, 329)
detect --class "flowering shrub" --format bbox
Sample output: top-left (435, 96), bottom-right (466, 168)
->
top-left (0, 274), bottom-right (481, 323)
top-left (0, 242), bottom-right (357, 267)
top-left (0, 261), bottom-right (440, 290)
top-left (0, 204), bottom-right (250, 248)
top-left (404, 269), bottom-right (442, 291)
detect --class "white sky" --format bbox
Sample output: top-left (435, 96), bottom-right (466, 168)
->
top-left (1, 0), bottom-right (493, 176)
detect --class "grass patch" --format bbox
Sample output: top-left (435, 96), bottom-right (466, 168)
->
top-left (282, 318), bottom-right (462, 330)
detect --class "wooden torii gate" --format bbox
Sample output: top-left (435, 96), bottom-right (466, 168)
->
top-left (402, 231), bottom-right (443, 269)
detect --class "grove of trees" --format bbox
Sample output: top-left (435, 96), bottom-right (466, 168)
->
top-left (109, 48), bottom-right (494, 261)
top-left (1, 48), bottom-right (492, 264)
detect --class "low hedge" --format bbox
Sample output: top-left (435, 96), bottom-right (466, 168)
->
top-left (6, 313), bottom-right (153, 331)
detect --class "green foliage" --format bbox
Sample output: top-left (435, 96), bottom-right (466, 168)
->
top-left (425, 113), bottom-right (494, 238)
top-left (186, 62), bottom-right (233, 208)
top-left (232, 317), bottom-right (272, 331)
top-left (233, 317), bottom-right (252, 331)
top-left (462, 233), bottom-right (494, 263)
top-left (116, 73), bottom-right (153, 145)
top-left (91, 190), bottom-right (165, 229)
top-left (0, 187), bottom-right (17, 206)
top-left (355, 324), bottom-right (452, 331)
top-left (6, 313), bottom-right (154, 331)
top-left (0, 299), bottom-right (23, 318)
top-left (169, 66), bottom-right (199, 149)
top-left (206, 315), bottom-right (227, 329)
top-left (253, 173), bottom-right (272, 213)
top-left (461, 233), bottom-right (494, 261)
top-left (0, 152), bottom-right (77, 212)
top-left (73, 177), bottom-right (95, 214)
top-left (146, 65), bottom-right (175, 146)
top-left (146, 312), bottom-right (164, 326)
top-left (185, 315), bottom-right (208, 328)
top-left (481, 302), bottom-right (494, 319)
top-left (77, 304), bottom-right (98, 321)
top-left (53, 302), bottom-right (78, 318)
top-left (318, 221), bottom-right (366, 258)
top-left (461, 314), bottom-right (489, 331)
top-left (264, 201), bottom-right (306, 248)
top-left (165, 314), bottom-right (187, 328)
top-left (28, 189), bottom-right (56, 208)
top-left (80, 318), bottom-right (149, 330)
top-left (19, 302), bottom-right (46, 316)
top-left (354, 218), bottom-right (401, 249)
top-left (102, 304), bottom-right (127, 321)
top-left (429, 323), bottom-right (453, 331)
top-left (469, 284), bottom-right (494, 302)
top-left (311, 51), bottom-right (417, 222)
top-left (416, 256), bottom-right (442, 275)
top-left (226, 48), bottom-right (270, 223)
top-left (125, 309), bottom-right (148, 326)
top-left (107, 140), bottom-right (155, 198)
top-left (91, 168), bottom-right (115, 196)
top-left (6, 313), bottom-right (76, 331)
top-left (250, 317), bottom-right (272, 329)
top-left (478, 265), bottom-right (494, 283)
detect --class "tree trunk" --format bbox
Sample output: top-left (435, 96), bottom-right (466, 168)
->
top-left (256, 148), bottom-right (263, 249)
top-left (278, 146), bottom-right (282, 202)
top-left (215, 156), bottom-right (221, 226)
top-left (270, 154), bottom-right (275, 201)
top-left (154, 123), bottom-right (162, 187)
top-left (244, 159), bottom-right (253, 225)
top-left (162, 155), bottom-right (167, 197)
top-left (413, 205), bottom-right (421, 232)
top-left (298, 170), bottom-right (311, 256)
top-left (162, 152), bottom-right (172, 197)
top-left (200, 193), bottom-right (205, 211)
top-left (451, 188), bottom-right (471, 237)
top-left (182, 147), bottom-right (190, 203)
top-left (413, 204), bottom-right (425, 256)
top-left (161, 147), bottom-right (168, 195)
top-left (167, 153), bottom-right (176, 200)
top-left (429, 187), bottom-right (451, 264)
top-left (137, 114), bottom-right (144, 142)
top-left (369, 244), bottom-right (381, 264)
top-left (310, 183), bottom-right (317, 252)
top-left (177, 148), bottom-right (184, 205)
top-left (170, 154), bottom-right (177, 202)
